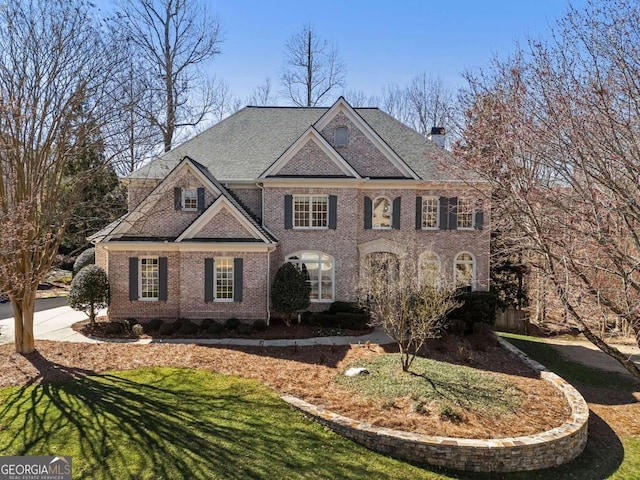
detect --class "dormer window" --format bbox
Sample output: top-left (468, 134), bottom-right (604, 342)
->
top-left (182, 188), bottom-right (198, 210)
top-left (334, 126), bottom-right (348, 147)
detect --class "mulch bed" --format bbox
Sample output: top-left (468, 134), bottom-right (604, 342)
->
top-left (0, 333), bottom-right (574, 439)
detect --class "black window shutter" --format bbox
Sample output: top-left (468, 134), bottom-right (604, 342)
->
top-left (128, 257), bottom-right (138, 301)
top-left (204, 258), bottom-right (214, 302)
top-left (392, 197), bottom-right (401, 229)
top-left (448, 197), bottom-right (458, 230)
top-left (328, 195), bottom-right (337, 229)
top-left (174, 187), bottom-right (182, 210)
top-left (475, 210), bottom-right (484, 230)
top-left (415, 196), bottom-right (423, 230)
top-left (364, 196), bottom-right (372, 229)
top-left (197, 187), bottom-right (205, 212)
top-left (284, 194), bottom-right (293, 229)
top-left (234, 258), bottom-right (243, 302)
top-left (158, 257), bottom-right (168, 301)
top-left (439, 197), bottom-right (448, 230)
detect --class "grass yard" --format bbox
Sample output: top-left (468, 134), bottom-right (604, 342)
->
top-left (337, 354), bottom-right (522, 419)
top-left (0, 367), bottom-right (458, 480)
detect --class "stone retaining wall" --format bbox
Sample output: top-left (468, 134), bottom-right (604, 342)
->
top-left (282, 337), bottom-right (589, 472)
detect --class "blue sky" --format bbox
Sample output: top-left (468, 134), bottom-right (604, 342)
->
top-left (209, 0), bottom-right (587, 104)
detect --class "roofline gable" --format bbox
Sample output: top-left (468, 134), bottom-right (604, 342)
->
top-left (105, 157), bottom-right (222, 239)
top-left (314, 97), bottom-right (420, 180)
top-left (176, 195), bottom-right (270, 243)
top-left (259, 125), bottom-right (361, 179)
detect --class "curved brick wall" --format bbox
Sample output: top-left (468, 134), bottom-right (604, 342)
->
top-left (282, 337), bottom-right (589, 473)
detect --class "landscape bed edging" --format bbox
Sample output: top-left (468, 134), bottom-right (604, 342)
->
top-left (282, 337), bottom-right (589, 473)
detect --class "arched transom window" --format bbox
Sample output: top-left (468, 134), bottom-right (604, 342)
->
top-left (286, 251), bottom-right (334, 301)
top-left (419, 251), bottom-right (440, 288)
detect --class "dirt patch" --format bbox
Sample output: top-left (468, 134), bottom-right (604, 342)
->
top-left (0, 334), bottom-right (572, 439)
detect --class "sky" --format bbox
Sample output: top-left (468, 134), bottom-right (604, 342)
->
top-left (205, 0), bottom-right (587, 104)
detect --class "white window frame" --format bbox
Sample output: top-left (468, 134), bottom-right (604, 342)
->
top-left (293, 194), bottom-right (329, 229)
top-left (182, 188), bottom-right (198, 211)
top-left (457, 197), bottom-right (474, 230)
top-left (419, 251), bottom-right (441, 288)
top-left (334, 126), bottom-right (349, 147)
top-left (422, 196), bottom-right (439, 230)
top-left (372, 196), bottom-right (392, 230)
top-left (139, 257), bottom-right (159, 301)
top-left (215, 257), bottom-right (234, 302)
top-left (454, 252), bottom-right (476, 291)
top-left (286, 251), bottom-right (335, 302)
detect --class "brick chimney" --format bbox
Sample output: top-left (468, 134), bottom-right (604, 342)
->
top-left (428, 127), bottom-right (446, 148)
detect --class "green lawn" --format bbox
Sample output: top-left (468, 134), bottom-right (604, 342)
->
top-left (337, 353), bottom-right (522, 417)
top-left (0, 368), bottom-right (457, 480)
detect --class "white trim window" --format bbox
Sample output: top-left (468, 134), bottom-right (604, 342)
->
top-left (455, 252), bottom-right (476, 291)
top-left (139, 257), bottom-right (159, 300)
top-left (419, 251), bottom-right (440, 288)
top-left (372, 196), bottom-right (392, 229)
top-left (293, 195), bottom-right (328, 228)
top-left (457, 198), bottom-right (474, 229)
top-left (422, 197), bottom-right (439, 229)
top-left (287, 251), bottom-right (334, 301)
top-left (182, 188), bottom-right (198, 211)
top-left (215, 258), bottom-right (234, 301)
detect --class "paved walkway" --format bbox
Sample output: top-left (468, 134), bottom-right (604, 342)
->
top-left (0, 305), bottom-right (393, 347)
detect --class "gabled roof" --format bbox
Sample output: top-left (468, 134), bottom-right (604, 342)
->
top-left (260, 125), bottom-right (360, 178)
top-left (95, 157), bottom-right (277, 244)
top-left (128, 98), bottom-right (469, 183)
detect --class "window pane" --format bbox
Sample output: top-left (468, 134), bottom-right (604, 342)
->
top-left (422, 197), bottom-right (438, 228)
top-left (216, 258), bottom-right (234, 300)
top-left (293, 195), bottom-right (328, 228)
top-left (183, 189), bottom-right (198, 210)
top-left (372, 197), bottom-right (391, 228)
top-left (286, 251), bottom-right (334, 301)
top-left (140, 258), bottom-right (159, 299)
top-left (457, 198), bottom-right (473, 229)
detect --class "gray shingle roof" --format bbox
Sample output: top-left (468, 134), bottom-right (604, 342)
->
top-left (129, 105), bottom-right (466, 182)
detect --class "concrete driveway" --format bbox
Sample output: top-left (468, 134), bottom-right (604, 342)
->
top-left (0, 298), bottom-right (99, 345)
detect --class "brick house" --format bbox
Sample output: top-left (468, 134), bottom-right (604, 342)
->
top-left (91, 97), bottom-right (489, 322)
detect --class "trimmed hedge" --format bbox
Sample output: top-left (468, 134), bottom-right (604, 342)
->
top-left (252, 320), bottom-right (267, 332)
top-left (306, 312), bottom-right (370, 330)
top-left (178, 320), bottom-right (199, 335)
top-left (236, 323), bottom-right (254, 336)
top-left (143, 318), bottom-right (164, 334)
top-left (207, 322), bottom-right (226, 334)
top-left (328, 301), bottom-right (366, 315)
top-left (448, 291), bottom-right (498, 335)
top-left (225, 318), bottom-right (241, 330)
top-left (73, 247), bottom-right (96, 276)
top-left (158, 322), bottom-right (177, 336)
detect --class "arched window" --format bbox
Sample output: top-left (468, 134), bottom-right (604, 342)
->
top-left (286, 251), bottom-right (334, 301)
top-left (454, 252), bottom-right (476, 291)
top-left (419, 251), bottom-right (440, 288)
top-left (372, 196), bottom-right (392, 229)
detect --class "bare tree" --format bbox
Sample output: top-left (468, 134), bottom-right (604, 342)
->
top-left (455, 0), bottom-right (640, 379)
top-left (344, 89), bottom-right (379, 108)
top-left (359, 254), bottom-right (459, 372)
top-left (380, 83), bottom-right (413, 126)
top-left (116, 0), bottom-right (222, 152)
top-left (0, 0), bottom-right (121, 353)
top-left (406, 73), bottom-right (453, 135)
top-left (281, 23), bottom-right (346, 107)
top-left (247, 77), bottom-right (275, 106)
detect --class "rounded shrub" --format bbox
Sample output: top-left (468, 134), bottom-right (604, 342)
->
top-left (158, 322), bottom-right (177, 336)
top-left (199, 318), bottom-right (214, 331)
top-left (131, 324), bottom-right (144, 336)
top-left (104, 322), bottom-right (123, 334)
top-left (236, 323), bottom-right (254, 336)
top-left (252, 319), bottom-right (267, 332)
top-left (73, 247), bottom-right (96, 276)
top-left (177, 320), bottom-right (199, 335)
top-left (68, 264), bottom-right (109, 326)
top-left (207, 322), bottom-right (226, 335)
top-left (225, 318), bottom-right (241, 330)
top-left (143, 318), bottom-right (164, 334)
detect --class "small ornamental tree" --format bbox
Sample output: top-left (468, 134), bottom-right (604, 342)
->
top-left (271, 262), bottom-right (311, 326)
top-left (359, 254), bottom-right (460, 372)
top-left (69, 264), bottom-right (109, 327)
top-left (73, 247), bottom-right (96, 276)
